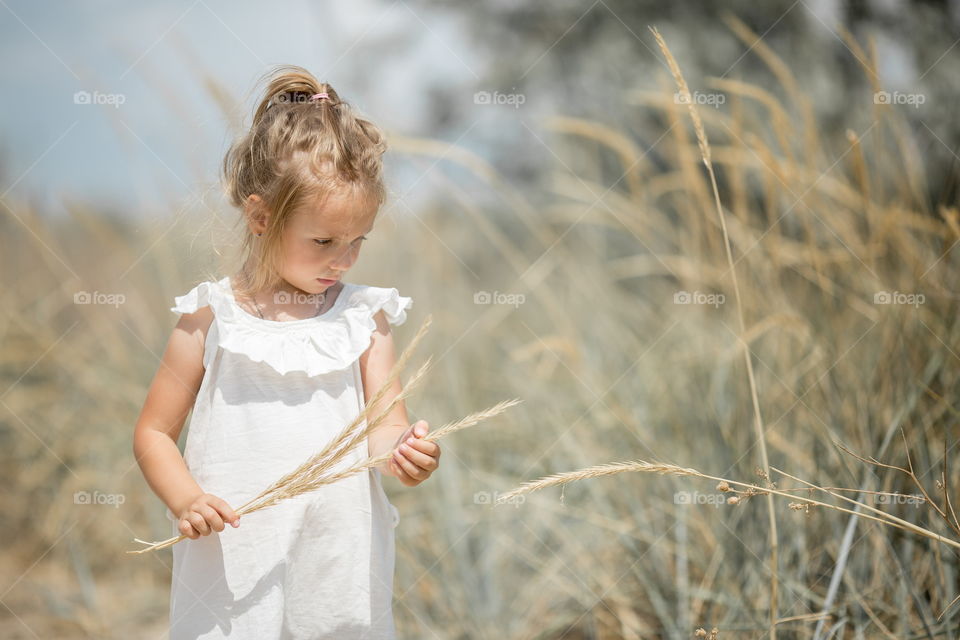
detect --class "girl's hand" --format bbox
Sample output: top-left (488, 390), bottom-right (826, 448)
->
top-left (389, 420), bottom-right (441, 487)
top-left (178, 493), bottom-right (240, 539)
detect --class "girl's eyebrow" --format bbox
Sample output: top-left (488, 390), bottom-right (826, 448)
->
top-left (313, 225), bottom-right (375, 239)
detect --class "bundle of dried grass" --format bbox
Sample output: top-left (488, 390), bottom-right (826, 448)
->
top-left (130, 314), bottom-right (521, 553)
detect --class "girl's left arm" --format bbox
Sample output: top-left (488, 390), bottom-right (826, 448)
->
top-left (360, 310), bottom-right (441, 487)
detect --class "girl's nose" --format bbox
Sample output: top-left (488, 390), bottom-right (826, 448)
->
top-left (331, 243), bottom-right (358, 270)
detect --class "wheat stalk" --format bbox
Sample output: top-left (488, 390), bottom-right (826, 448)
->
top-left (650, 26), bottom-right (780, 637)
top-left (262, 398), bottom-right (523, 498)
top-left (495, 459), bottom-right (960, 552)
top-left (131, 397), bottom-right (519, 553)
top-left (247, 315), bottom-right (435, 501)
top-left (240, 349), bottom-right (436, 508)
top-left (234, 357), bottom-right (435, 516)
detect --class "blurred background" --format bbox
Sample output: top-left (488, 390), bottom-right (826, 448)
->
top-left (2, 0), bottom-right (959, 637)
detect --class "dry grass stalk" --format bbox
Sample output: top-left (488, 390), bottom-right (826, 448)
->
top-left (833, 433), bottom-right (960, 621)
top-left (129, 314), bottom-right (521, 553)
top-left (649, 25), bottom-right (780, 636)
top-left (494, 459), bottom-right (960, 553)
top-left (302, 398), bottom-right (523, 489)
top-left (235, 357), bottom-right (436, 516)
top-left (834, 435), bottom-right (960, 537)
top-left (236, 315), bottom-right (436, 515)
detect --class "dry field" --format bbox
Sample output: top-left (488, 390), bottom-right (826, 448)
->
top-left (1, 22), bottom-right (958, 639)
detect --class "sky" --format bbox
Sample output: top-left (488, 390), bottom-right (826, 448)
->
top-left (0, 0), bottom-right (487, 219)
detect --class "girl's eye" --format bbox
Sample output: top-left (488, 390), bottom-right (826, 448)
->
top-left (313, 236), bottom-right (367, 246)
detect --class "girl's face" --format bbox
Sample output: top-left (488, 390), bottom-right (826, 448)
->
top-left (259, 188), bottom-right (379, 294)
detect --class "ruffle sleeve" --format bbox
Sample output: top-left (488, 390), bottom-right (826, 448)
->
top-left (170, 277), bottom-right (413, 377)
top-left (345, 285), bottom-right (412, 327)
top-left (170, 279), bottom-right (224, 315)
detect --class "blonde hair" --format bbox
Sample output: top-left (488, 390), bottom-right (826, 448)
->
top-left (221, 65), bottom-right (388, 299)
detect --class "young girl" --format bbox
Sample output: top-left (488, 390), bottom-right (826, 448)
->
top-left (133, 66), bottom-right (441, 639)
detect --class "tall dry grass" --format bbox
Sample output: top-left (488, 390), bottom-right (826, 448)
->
top-left (1, 18), bottom-right (958, 640)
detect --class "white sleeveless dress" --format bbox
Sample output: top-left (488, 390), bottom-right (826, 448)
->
top-left (166, 275), bottom-right (411, 640)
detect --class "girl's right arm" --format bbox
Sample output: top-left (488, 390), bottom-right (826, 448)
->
top-left (133, 306), bottom-right (239, 538)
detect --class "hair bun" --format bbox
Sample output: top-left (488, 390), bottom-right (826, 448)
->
top-left (225, 64), bottom-right (387, 215)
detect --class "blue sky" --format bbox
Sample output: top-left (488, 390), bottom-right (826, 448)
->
top-left (0, 0), bottom-right (487, 218)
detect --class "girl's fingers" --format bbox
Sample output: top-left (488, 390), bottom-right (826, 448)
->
top-left (188, 512), bottom-right (211, 535)
top-left (393, 449), bottom-right (425, 481)
top-left (209, 497), bottom-right (239, 527)
top-left (390, 459), bottom-right (416, 485)
top-left (404, 437), bottom-right (440, 458)
top-left (178, 519), bottom-right (200, 539)
top-left (397, 443), bottom-right (438, 471)
top-left (200, 505), bottom-right (225, 533)
top-left (413, 420), bottom-right (429, 437)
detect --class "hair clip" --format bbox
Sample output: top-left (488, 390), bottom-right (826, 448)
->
top-left (309, 92), bottom-right (329, 102)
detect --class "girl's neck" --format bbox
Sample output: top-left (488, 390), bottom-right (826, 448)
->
top-left (235, 265), bottom-right (292, 296)
top-left (233, 268), bottom-right (343, 319)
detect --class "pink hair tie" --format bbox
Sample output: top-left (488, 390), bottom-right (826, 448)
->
top-left (309, 92), bottom-right (329, 102)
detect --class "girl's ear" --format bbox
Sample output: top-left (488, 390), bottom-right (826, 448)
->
top-left (245, 194), bottom-right (270, 235)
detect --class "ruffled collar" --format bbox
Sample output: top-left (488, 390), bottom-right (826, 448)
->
top-left (171, 276), bottom-right (412, 376)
